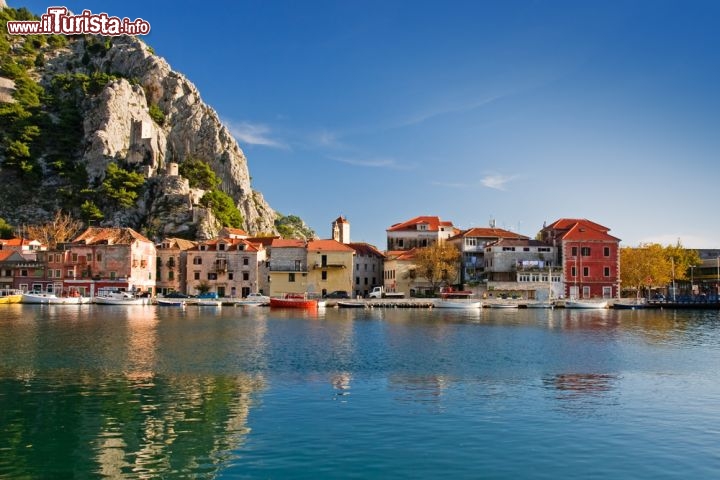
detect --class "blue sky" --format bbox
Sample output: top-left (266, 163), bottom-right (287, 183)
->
top-left (18, 1), bottom-right (720, 249)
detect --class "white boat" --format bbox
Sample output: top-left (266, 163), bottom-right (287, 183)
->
top-left (565, 300), bottom-right (608, 309)
top-left (196, 299), bottom-right (222, 307)
top-left (435, 299), bottom-right (482, 309)
top-left (489, 302), bottom-right (519, 309)
top-left (22, 292), bottom-right (83, 304)
top-left (526, 301), bottom-right (554, 309)
top-left (94, 292), bottom-right (148, 305)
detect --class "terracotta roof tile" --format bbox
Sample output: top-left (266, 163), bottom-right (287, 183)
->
top-left (307, 239), bottom-right (356, 252)
top-left (271, 238), bottom-right (306, 248)
top-left (387, 216), bottom-right (454, 232)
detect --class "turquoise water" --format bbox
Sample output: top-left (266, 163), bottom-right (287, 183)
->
top-left (1, 304), bottom-right (719, 478)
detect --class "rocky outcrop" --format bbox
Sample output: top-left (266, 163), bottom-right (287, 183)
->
top-left (43, 35), bottom-right (277, 238)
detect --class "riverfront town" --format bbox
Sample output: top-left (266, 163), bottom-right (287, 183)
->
top-left (1, 211), bottom-right (717, 308)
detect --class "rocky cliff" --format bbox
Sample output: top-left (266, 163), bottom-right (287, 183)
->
top-left (0, 11), bottom-right (289, 240)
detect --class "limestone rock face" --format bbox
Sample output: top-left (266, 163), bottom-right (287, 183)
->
top-left (45, 35), bottom-right (277, 238)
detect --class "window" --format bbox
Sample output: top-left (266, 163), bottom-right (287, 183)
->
top-left (466, 238), bottom-right (477, 247)
top-left (208, 273), bottom-right (217, 280)
top-left (571, 247), bottom-right (578, 256)
top-left (66, 269), bottom-right (74, 278)
top-left (86, 253), bottom-right (93, 262)
top-left (321, 271), bottom-right (327, 281)
top-left (97, 254), bottom-right (102, 262)
top-left (193, 257), bottom-right (202, 265)
top-left (243, 257), bottom-right (249, 266)
top-left (194, 271), bottom-right (200, 280)
top-left (294, 260), bottom-right (301, 271)
top-left (168, 271), bottom-right (174, 281)
top-left (219, 243), bottom-right (226, 251)
top-left (503, 247), bottom-right (515, 251)
top-left (110, 271), bottom-right (117, 279)
top-left (228, 272), bottom-right (234, 280)
top-left (55, 253), bottom-right (62, 262)
top-left (571, 266), bottom-right (576, 277)
top-left (47, 270), bottom-right (53, 278)
top-left (604, 267), bottom-right (611, 277)
top-left (582, 286), bottom-right (591, 299)
top-left (581, 247), bottom-right (591, 256)
top-left (321, 255), bottom-right (327, 267)
top-left (523, 247), bottom-right (530, 252)
top-left (72, 253), bottom-right (78, 262)
top-left (604, 247), bottom-right (610, 257)
top-left (539, 247), bottom-right (551, 252)
top-left (356, 276), bottom-right (360, 285)
top-left (364, 277), bottom-right (368, 285)
top-left (243, 272), bottom-right (249, 281)
top-left (289, 273), bottom-right (296, 282)
top-left (583, 267), bottom-right (589, 277)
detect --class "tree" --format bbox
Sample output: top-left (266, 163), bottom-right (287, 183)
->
top-left (100, 163), bottom-right (146, 209)
top-left (620, 243), bottom-right (670, 298)
top-left (24, 210), bottom-right (83, 249)
top-left (200, 189), bottom-right (243, 228)
top-left (620, 242), bottom-right (701, 298)
top-left (178, 158), bottom-right (220, 190)
top-left (413, 242), bottom-right (461, 294)
top-left (0, 217), bottom-right (13, 239)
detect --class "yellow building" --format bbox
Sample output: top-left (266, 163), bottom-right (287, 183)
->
top-left (306, 239), bottom-right (355, 297)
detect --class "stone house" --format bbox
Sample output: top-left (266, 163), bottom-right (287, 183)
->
top-left (447, 226), bottom-right (528, 285)
top-left (348, 242), bottom-right (384, 298)
top-left (483, 238), bottom-right (561, 300)
top-left (306, 239), bottom-right (355, 297)
top-left (156, 237), bottom-right (197, 295)
top-left (185, 237), bottom-right (268, 298)
top-left (539, 218), bottom-right (621, 299)
top-left (39, 227), bottom-right (157, 296)
top-left (268, 239), bottom-right (309, 297)
top-left (386, 216), bottom-right (457, 251)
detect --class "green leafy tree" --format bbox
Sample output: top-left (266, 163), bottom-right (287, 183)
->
top-left (101, 163), bottom-right (146, 209)
top-left (0, 217), bottom-right (14, 239)
top-left (178, 158), bottom-right (220, 190)
top-left (200, 189), bottom-right (243, 228)
top-left (80, 200), bottom-right (104, 223)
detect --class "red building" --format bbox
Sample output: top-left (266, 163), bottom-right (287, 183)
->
top-left (540, 219), bottom-right (621, 299)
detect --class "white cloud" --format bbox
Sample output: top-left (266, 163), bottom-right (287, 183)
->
top-left (332, 156), bottom-right (412, 170)
top-left (225, 120), bottom-right (287, 149)
top-left (481, 174), bottom-right (516, 191)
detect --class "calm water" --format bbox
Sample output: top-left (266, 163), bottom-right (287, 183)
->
top-left (1, 304), bottom-right (719, 479)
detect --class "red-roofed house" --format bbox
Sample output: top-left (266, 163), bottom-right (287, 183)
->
top-left (38, 227), bottom-right (157, 296)
top-left (382, 249), bottom-right (435, 296)
top-left (348, 242), bottom-right (384, 298)
top-left (186, 237), bottom-right (268, 297)
top-left (447, 226), bottom-right (529, 285)
top-left (156, 237), bottom-right (197, 295)
top-left (269, 238), bottom-right (309, 296)
top-left (540, 218), bottom-right (621, 299)
top-left (307, 239), bottom-right (355, 297)
top-left (386, 216), bottom-right (457, 251)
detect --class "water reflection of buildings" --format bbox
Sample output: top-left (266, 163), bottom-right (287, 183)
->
top-left (543, 373), bottom-right (619, 416)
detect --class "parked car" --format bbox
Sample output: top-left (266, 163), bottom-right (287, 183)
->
top-left (164, 291), bottom-right (191, 298)
top-left (324, 290), bottom-right (350, 299)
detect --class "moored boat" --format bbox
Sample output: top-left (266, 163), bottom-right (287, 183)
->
top-left (21, 292), bottom-right (84, 304)
top-left (270, 294), bottom-right (319, 309)
top-left (434, 299), bottom-right (482, 309)
top-left (526, 301), bottom-right (554, 309)
top-left (488, 302), bottom-right (519, 309)
top-left (94, 291), bottom-right (148, 305)
top-left (196, 299), bottom-right (222, 307)
top-left (0, 289), bottom-right (23, 304)
top-left (156, 298), bottom-right (187, 307)
top-left (565, 299), bottom-right (609, 309)
top-left (337, 300), bottom-right (366, 308)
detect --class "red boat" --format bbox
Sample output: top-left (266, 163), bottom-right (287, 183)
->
top-left (270, 294), bottom-right (319, 309)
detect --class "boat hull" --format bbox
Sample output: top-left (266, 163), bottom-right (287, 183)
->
top-left (94, 296), bottom-right (147, 305)
top-left (22, 293), bottom-right (83, 304)
top-left (270, 298), bottom-right (318, 309)
top-left (435, 300), bottom-right (482, 309)
top-left (337, 301), bottom-right (366, 308)
top-left (565, 300), bottom-right (608, 309)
